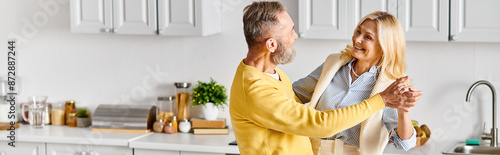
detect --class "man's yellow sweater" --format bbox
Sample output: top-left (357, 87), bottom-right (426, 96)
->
top-left (230, 60), bottom-right (386, 155)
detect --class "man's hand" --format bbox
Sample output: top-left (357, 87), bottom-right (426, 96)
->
top-left (379, 76), bottom-right (423, 112)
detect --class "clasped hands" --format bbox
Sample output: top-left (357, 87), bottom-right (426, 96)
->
top-left (379, 76), bottom-right (423, 112)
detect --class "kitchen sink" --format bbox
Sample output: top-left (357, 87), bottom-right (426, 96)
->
top-left (443, 143), bottom-right (500, 155)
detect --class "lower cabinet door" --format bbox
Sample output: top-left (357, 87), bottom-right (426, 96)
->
top-left (0, 141), bottom-right (45, 155)
top-left (134, 149), bottom-right (179, 155)
top-left (46, 143), bottom-right (132, 155)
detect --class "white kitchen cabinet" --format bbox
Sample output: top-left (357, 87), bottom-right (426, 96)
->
top-left (0, 142), bottom-right (45, 155)
top-left (46, 143), bottom-right (132, 155)
top-left (300, 0), bottom-right (500, 42)
top-left (70, 0), bottom-right (157, 34)
top-left (298, 0), bottom-right (395, 39)
top-left (298, 0), bottom-right (348, 39)
top-left (70, 0), bottom-right (221, 36)
top-left (450, 0), bottom-right (500, 42)
top-left (347, 0), bottom-right (397, 37)
top-left (398, 0), bottom-right (449, 41)
top-left (157, 0), bottom-right (221, 36)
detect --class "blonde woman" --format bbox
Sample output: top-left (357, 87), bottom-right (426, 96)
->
top-left (293, 11), bottom-right (417, 155)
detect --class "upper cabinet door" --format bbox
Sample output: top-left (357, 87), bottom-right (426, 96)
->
top-left (399, 0), bottom-right (449, 42)
top-left (450, 0), bottom-right (500, 42)
top-left (71, 0), bottom-right (113, 33)
top-left (113, 0), bottom-right (157, 34)
top-left (347, 0), bottom-right (396, 38)
top-left (157, 0), bottom-right (221, 36)
top-left (299, 0), bottom-right (348, 39)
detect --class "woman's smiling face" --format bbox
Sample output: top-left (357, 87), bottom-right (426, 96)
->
top-left (351, 19), bottom-right (383, 64)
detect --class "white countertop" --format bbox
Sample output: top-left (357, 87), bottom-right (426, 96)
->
top-left (0, 124), bottom-right (239, 154)
top-left (0, 124), bottom-right (151, 146)
top-left (2, 124), bottom-right (460, 155)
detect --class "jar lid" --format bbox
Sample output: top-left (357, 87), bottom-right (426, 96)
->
top-left (167, 122), bottom-right (173, 126)
top-left (157, 119), bottom-right (164, 122)
top-left (66, 100), bottom-right (75, 104)
top-left (182, 119), bottom-right (189, 122)
top-left (157, 96), bottom-right (175, 101)
top-left (174, 82), bottom-right (191, 88)
top-left (68, 113), bottom-right (77, 116)
top-left (172, 116), bottom-right (177, 120)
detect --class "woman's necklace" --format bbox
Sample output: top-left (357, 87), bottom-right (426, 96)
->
top-left (351, 66), bottom-right (360, 79)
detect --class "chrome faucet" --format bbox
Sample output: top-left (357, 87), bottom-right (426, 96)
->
top-left (466, 80), bottom-right (498, 147)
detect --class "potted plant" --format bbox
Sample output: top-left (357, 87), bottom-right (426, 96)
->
top-left (192, 78), bottom-right (228, 120)
top-left (76, 109), bottom-right (91, 127)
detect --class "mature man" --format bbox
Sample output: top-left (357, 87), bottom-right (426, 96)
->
top-left (229, 1), bottom-right (423, 155)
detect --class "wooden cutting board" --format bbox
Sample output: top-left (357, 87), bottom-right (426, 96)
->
top-left (0, 122), bottom-right (20, 130)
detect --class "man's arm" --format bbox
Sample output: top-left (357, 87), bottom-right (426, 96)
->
top-left (244, 76), bottom-right (422, 138)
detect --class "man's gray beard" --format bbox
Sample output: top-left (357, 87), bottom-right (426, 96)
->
top-left (272, 40), bottom-right (296, 65)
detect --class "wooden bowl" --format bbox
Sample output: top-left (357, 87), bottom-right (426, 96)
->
top-left (416, 137), bottom-right (429, 146)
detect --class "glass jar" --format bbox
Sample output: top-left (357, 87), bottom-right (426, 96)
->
top-left (175, 82), bottom-right (191, 121)
top-left (51, 103), bottom-right (65, 125)
top-left (178, 119), bottom-right (191, 133)
top-left (157, 96), bottom-right (175, 122)
top-left (44, 103), bottom-right (52, 125)
top-left (164, 122), bottom-right (175, 134)
top-left (67, 113), bottom-right (77, 127)
top-left (65, 100), bottom-right (76, 125)
top-left (153, 119), bottom-right (165, 133)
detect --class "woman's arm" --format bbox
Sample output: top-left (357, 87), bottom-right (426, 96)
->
top-left (292, 63), bottom-right (324, 103)
top-left (397, 110), bottom-right (413, 140)
top-left (382, 108), bottom-right (417, 151)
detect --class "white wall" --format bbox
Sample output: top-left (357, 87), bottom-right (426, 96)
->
top-left (1, 0), bottom-right (500, 154)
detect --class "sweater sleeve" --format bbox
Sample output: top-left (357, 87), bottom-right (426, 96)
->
top-left (244, 81), bottom-right (385, 138)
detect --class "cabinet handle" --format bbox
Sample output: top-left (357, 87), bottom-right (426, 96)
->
top-left (450, 35), bottom-right (458, 41)
top-left (103, 28), bottom-right (112, 33)
top-left (299, 33), bottom-right (306, 38)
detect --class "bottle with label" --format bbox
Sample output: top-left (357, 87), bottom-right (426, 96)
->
top-left (65, 100), bottom-right (76, 125)
top-left (67, 113), bottom-right (77, 127)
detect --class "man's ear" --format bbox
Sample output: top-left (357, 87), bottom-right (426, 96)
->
top-left (265, 38), bottom-right (278, 53)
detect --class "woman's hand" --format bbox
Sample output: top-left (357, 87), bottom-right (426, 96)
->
top-left (379, 76), bottom-right (423, 112)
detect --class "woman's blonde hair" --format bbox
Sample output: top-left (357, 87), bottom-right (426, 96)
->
top-left (341, 11), bottom-right (406, 80)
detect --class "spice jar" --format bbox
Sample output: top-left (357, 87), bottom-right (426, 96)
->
top-left (67, 113), bottom-right (77, 127)
top-left (178, 119), bottom-right (191, 133)
top-left (175, 82), bottom-right (191, 121)
top-left (157, 96), bottom-right (175, 122)
top-left (65, 100), bottom-right (76, 125)
top-left (171, 116), bottom-right (178, 133)
top-left (164, 122), bottom-right (175, 134)
top-left (153, 119), bottom-right (165, 133)
top-left (51, 103), bottom-right (65, 125)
